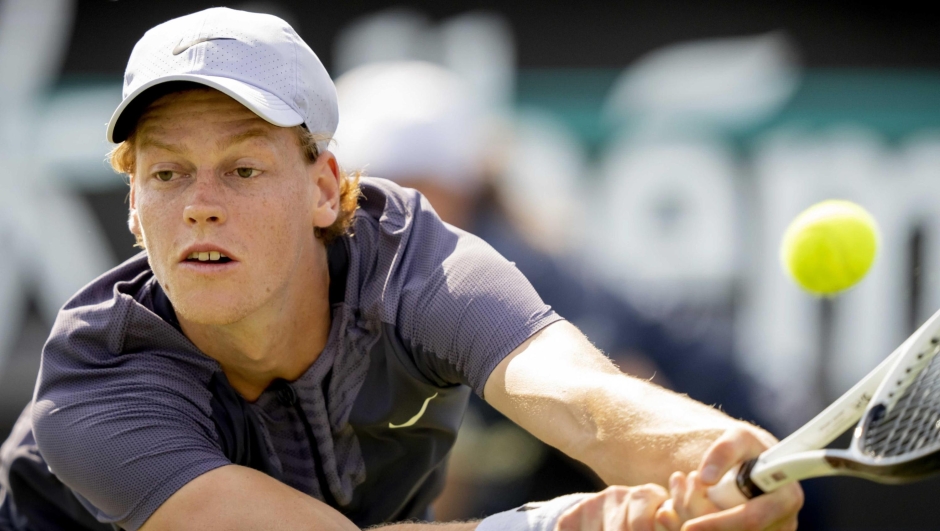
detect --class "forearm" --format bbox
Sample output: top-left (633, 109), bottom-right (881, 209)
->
top-left (141, 465), bottom-right (480, 531)
top-left (141, 466), bottom-right (359, 531)
top-left (372, 523), bottom-right (478, 530)
top-left (569, 372), bottom-right (742, 485)
top-left (486, 321), bottom-right (744, 487)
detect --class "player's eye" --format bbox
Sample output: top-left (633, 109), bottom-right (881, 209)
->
top-left (154, 170), bottom-right (174, 182)
top-left (235, 167), bottom-right (258, 179)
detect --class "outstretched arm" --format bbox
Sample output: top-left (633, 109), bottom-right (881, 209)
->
top-left (483, 320), bottom-right (743, 487)
top-left (139, 465), bottom-right (478, 531)
top-left (483, 321), bottom-right (802, 530)
top-left (139, 463), bottom-right (684, 531)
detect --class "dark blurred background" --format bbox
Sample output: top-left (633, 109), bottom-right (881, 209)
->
top-left (3, 1), bottom-right (940, 529)
top-left (61, 1), bottom-right (940, 72)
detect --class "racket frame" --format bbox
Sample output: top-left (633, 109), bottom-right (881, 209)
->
top-left (708, 307), bottom-right (940, 507)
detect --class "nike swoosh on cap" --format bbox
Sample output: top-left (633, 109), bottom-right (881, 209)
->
top-left (388, 393), bottom-right (439, 429)
top-left (172, 36), bottom-right (236, 55)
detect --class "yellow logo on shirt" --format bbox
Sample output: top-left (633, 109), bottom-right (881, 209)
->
top-left (388, 393), bottom-right (438, 429)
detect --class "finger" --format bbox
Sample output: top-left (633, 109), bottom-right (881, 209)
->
top-left (674, 472), bottom-right (705, 522)
top-left (669, 472), bottom-right (685, 497)
top-left (699, 426), bottom-right (773, 485)
top-left (594, 497), bottom-right (613, 530)
top-left (681, 506), bottom-right (800, 531)
top-left (602, 486), bottom-right (632, 531)
top-left (657, 497), bottom-right (678, 528)
top-left (607, 488), bottom-right (630, 531)
top-left (760, 517), bottom-right (799, 531)
top-left (685, 471), bottom-right (720, 517)
top-left (680, 503), bottom-right (746, 531)
top-left (655, 506), bottom-right (681, 531)
top-left (681, 472), bottom-right (697, 513)
top-left (554, 500), bottom-right (584, 531)
top-left (683, 512), bottom-right (800, 531)
top-left (752, 483), bottom-right (803, 531)
top-left (680, 482), bottom-right (803, 531)
top-left (670, 472), bottom-right (687, 517)
top-left (556, 491), bottom-right (605, 531)
top-left (626, 485), bottom-right (669, 531)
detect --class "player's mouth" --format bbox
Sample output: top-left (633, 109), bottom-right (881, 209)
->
top-left (178, 245), bottom-right (239, 272)
top-left (183, 251), bottom-right (233, 264)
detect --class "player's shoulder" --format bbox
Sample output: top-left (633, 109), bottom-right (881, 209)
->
top-left (347, 176), bottom-right (440, 261)
top-left (343, 176), bottom-right (466, 317)
top-left (42, 250), bottom-right (215, 375)
top-left (354, 176), bottom-right (422, 230)
top-left (50, 251), bottom-right (154, 352)
top-left (61, 250), bottom-right (152, 311)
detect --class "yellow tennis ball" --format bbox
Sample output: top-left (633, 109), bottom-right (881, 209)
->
top-left (780, 200), bottom-right (879, 296)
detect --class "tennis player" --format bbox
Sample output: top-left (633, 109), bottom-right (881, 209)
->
top-left (0, 8), bottom-right (801, 531)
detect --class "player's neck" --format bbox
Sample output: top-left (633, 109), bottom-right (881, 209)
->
top-left (178, 242), bottom-right (333, 402)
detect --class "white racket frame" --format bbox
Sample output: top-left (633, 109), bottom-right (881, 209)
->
top-left (707, 307), bottom-right (940, 508)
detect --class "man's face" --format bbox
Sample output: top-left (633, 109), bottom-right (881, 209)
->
top-left (129, 89), bottom-right (338, 326)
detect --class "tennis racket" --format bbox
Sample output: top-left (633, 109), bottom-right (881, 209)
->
top-left (701, 306), bottom-right (940, 509)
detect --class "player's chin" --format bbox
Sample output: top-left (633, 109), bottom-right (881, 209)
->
top-left (172, 293), bottom-right (256, 326)
top-left (167, 280), bottom-right (258, 326)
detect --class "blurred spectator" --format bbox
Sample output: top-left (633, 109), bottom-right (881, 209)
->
top-left (332, 60), bottom-right (769, 521)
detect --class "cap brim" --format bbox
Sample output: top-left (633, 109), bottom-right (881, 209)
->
top-left (107, 74), bottom-right (304, 143)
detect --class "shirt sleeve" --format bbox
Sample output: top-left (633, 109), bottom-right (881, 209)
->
top-left (31, 288), bottom-right (231, 531)
top-left (367, 180), bottom-right (563, 396)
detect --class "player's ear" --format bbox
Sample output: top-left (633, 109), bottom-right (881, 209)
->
top-left (310, 150), bottom-right (340, 229)
top-left (127, 175), bottom-right (142, 241)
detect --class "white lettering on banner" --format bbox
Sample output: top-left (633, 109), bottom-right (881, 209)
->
top-left (590, 126), bottom-right (940, 429)
top-left (738, 129), bottom-right (907, 425)
top-left (742, 129), bottom-right (940, 427)
top-left (589, 135), bottom-right (739, 308)
top-left (502, 109), bottom-right (588, 253)
top-left (900, 134), bottom-right (940, 321)
top-left (0, 0), bottom-right (938, 439)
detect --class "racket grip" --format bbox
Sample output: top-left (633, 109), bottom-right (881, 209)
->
top-left (706, 458), bottom-right (761, 509)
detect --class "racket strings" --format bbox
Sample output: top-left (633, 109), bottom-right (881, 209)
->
top-left (862, 342), bottom-right (940, 458)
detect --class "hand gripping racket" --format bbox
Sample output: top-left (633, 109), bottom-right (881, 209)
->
top-left (704, 306), bottom-right (940, 509)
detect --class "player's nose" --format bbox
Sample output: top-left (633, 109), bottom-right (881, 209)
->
top-left (183, 173), bottom-right (227, 226)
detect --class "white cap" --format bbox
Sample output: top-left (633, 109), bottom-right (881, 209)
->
top-left (107, 7), bottom-right (338, 150)
top-left (332, 61), bottom-right (485, 190)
